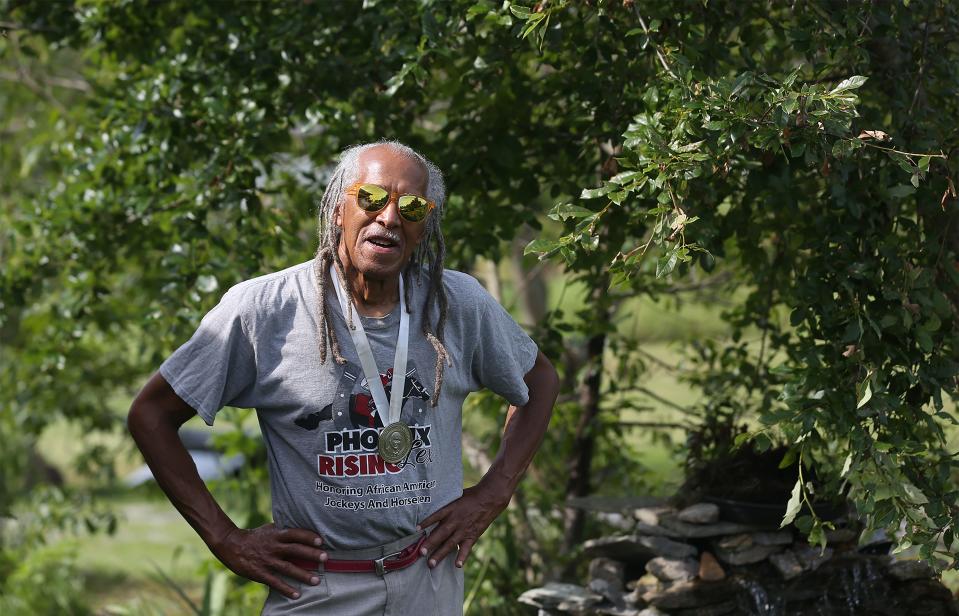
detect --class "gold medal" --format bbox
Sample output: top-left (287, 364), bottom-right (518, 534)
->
top-left (379, 422), bottom-right (413, 463)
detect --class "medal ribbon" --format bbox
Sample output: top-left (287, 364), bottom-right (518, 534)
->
top-left (329, 265), bottom-right (409, 427)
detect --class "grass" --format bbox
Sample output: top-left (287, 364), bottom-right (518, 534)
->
top-left (36, 404), bottom-right (260, 612)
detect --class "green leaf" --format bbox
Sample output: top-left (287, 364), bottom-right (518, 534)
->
top-left (778, 448), bottom-right (798, 469)
top-left (830, 75), bottom-right (868, 94)
top-left (918, 155), bottom-right (931, 171)
top-left (675, 140), bottom-right (705, 153)
top-left (466, 1), bottom-right (493, 20)
top-left (891, 537), bottom-right (913, 554)
top-left (856, 380), bottom-right (872, 409)
top-left (841, 453), bottom-right (853, 477)
top-left (902, 481), bottom-right (929, 505)
top-left (509, 4), bottom-right (531, 19)
top-left (781, 476), bottom-right (803, 528)
top-left (888, 184), bottom-right (916, 199)
top-left (733, 432), bottom-right (752, 447)
top-left (548, 203), bottom-right (594, 221)
top-left (524, 238), bottom-right (560, 256)
top-left (789, 308), bottom-right (804, 326)
top-left (580, 185), bottom-right (614, 199)
top-left (609, 170), bottom-right (643, 185)
top-left (808, 522), bottom-right (827, 549)
top-left (655, 250), bottom-right (679, 278)
top-left (753, 432), bottom-right (772, 452)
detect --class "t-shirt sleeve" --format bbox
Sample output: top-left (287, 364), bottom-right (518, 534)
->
top-left (158, 284), bottom-right (258, 426)
top-left (468, 284), bottom-right (539, 407)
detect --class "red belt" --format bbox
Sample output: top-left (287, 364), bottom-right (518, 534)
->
top-left (291, 535), bottom-right (426, 576)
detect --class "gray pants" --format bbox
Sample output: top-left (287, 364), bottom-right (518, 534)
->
top-left (261, 530), bottom-right (464, 615)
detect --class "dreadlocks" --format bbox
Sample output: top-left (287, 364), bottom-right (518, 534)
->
top-left (312, 140), bottom-right (451, 406)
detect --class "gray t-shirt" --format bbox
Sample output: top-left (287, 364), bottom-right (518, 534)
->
top-left (159, 259), bottom-right (538, 550)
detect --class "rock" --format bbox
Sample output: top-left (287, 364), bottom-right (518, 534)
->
top-left (888, 559), bottom-right (935, 581)
top-left (793, 544), bottom-right (833, 571)
top-left (518, 583), bottom-right (603, 611)
top-left (769, 550), bottom-right (804, 580)
top-left (644, 580), bottom-right (738, 610)
top-left (632, 521), bottom-right (675, 537)
top-left (634, 506), bottom-right (673, 526)
top-left (584, 534), bottom-right (697, 563)
top-left (655, 515), bottom-right (759, 539)
top-left (627, 573), bottom-right (661, 607)
top-left (750, 530), bottom-right (793, 546)
top-left (637, 609), bottom-right (668, 616)
top-left (674, 599), bottom-right (739, 616)
top-left (594, 605), bottom-right (644, 616)
top-left (569, 495), bottom-right (664, 512)
top-left (588, 578), bottom-right (628, 609)
top-left (642, 535), bottom-right (699, 560)
top-left (713, 538), bottom-right (780, 566)
top-left (677, 503), bottom-right (720, 524)
top-left (698, 551), bottom-right (726, 581)
top-left (632, 573), bottom-right (661, 591)
top-left (714, 543), bottom-right (780, 566)
top-left (825, 526), bottom-right (858, 544)
top-left (858, 528), bottom-right (893, 555)
top-left (589, 557), bottom-right (625, 590)
top-left (645, 556), bottom-right (698, 583)
top-left (597, 511), bottom-right (634, 530)
top-left (715, 533), bottom-right (752, 550)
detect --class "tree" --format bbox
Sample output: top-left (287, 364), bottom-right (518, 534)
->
top-left (2, 0), bottom-right (957, 612)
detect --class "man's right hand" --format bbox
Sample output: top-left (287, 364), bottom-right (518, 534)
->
top-left (211, 523), bottom-right (327, 599)
top-left (128, 373), bottom-right (326, 600)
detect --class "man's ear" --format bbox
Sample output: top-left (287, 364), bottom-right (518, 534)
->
top-left (334, 204), bottom-right (342, 228)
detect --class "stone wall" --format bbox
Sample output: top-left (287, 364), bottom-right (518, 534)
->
top-left (519, 502), bottom-right (958, 615)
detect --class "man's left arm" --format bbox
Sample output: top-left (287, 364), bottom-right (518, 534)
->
top-left (418, 349), bottom-right (559, 568)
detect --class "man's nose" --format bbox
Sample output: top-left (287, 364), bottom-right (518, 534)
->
top-left (374, 199), bottom-right (402, 229)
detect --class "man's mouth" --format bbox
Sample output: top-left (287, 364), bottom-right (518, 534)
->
top-left (364, 232), bottom-right (401, 251)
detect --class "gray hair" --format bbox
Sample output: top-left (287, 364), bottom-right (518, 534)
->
top-left (312, 140), bottom-right (451, 406)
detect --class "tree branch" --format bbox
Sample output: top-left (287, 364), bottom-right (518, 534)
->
top-left (632, 6), bottom-right (677, 79)
top-left (0, 71), bottom-right (91, 93)
top-left (618, 420), bottom-right (689, 430)
top-left (908, 1), bottom-right (934, 115)
top-left (0, 21), bottom-right (58, 34)
top-left (633, 385), bottom-right (696, 416)
top-left (661, 270), bottom-right (734, 293)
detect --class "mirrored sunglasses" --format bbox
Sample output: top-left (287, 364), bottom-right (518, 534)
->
top-left (346, 182), bottom-right (435, 223)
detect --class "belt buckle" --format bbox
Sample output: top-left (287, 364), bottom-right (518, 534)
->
top-left (373, 548), bottom-right (403, 576)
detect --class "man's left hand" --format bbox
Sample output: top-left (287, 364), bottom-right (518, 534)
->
top-left (417, 482), bottom-right (510, 568)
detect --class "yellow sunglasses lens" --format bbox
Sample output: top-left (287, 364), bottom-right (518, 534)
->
top-left (356, 184), bottom-right (389, 210)
top-left (398, 195), bottom-right (430, 222)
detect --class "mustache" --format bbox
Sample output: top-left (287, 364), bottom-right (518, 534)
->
top-left (363, 228), bottom-right (402, 243)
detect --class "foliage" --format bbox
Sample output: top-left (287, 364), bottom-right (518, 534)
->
top-left (0, 540), bottom-right (90, 615)
top-left (1, 0), bottom-right (958, 612)
top-left (519, 0), bottom-right (959, 560)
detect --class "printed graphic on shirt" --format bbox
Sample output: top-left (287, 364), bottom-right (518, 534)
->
top-left (296, 362), bottom-right (436, 502)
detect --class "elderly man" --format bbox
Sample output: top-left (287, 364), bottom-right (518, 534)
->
top-left (128, 140), bottom-right (559, 614)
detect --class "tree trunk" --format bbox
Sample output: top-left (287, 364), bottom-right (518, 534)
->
top-left (510, 234), bottom-right (548, 326)
top-left (561, 282), bottom-right (610, 564)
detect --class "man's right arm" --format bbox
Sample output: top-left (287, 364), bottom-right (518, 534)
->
top-left (128, 372), bottom-right (327, 599)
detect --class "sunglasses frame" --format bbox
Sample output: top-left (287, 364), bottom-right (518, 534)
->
top-left (345, 182), bottom-right (436, 223)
